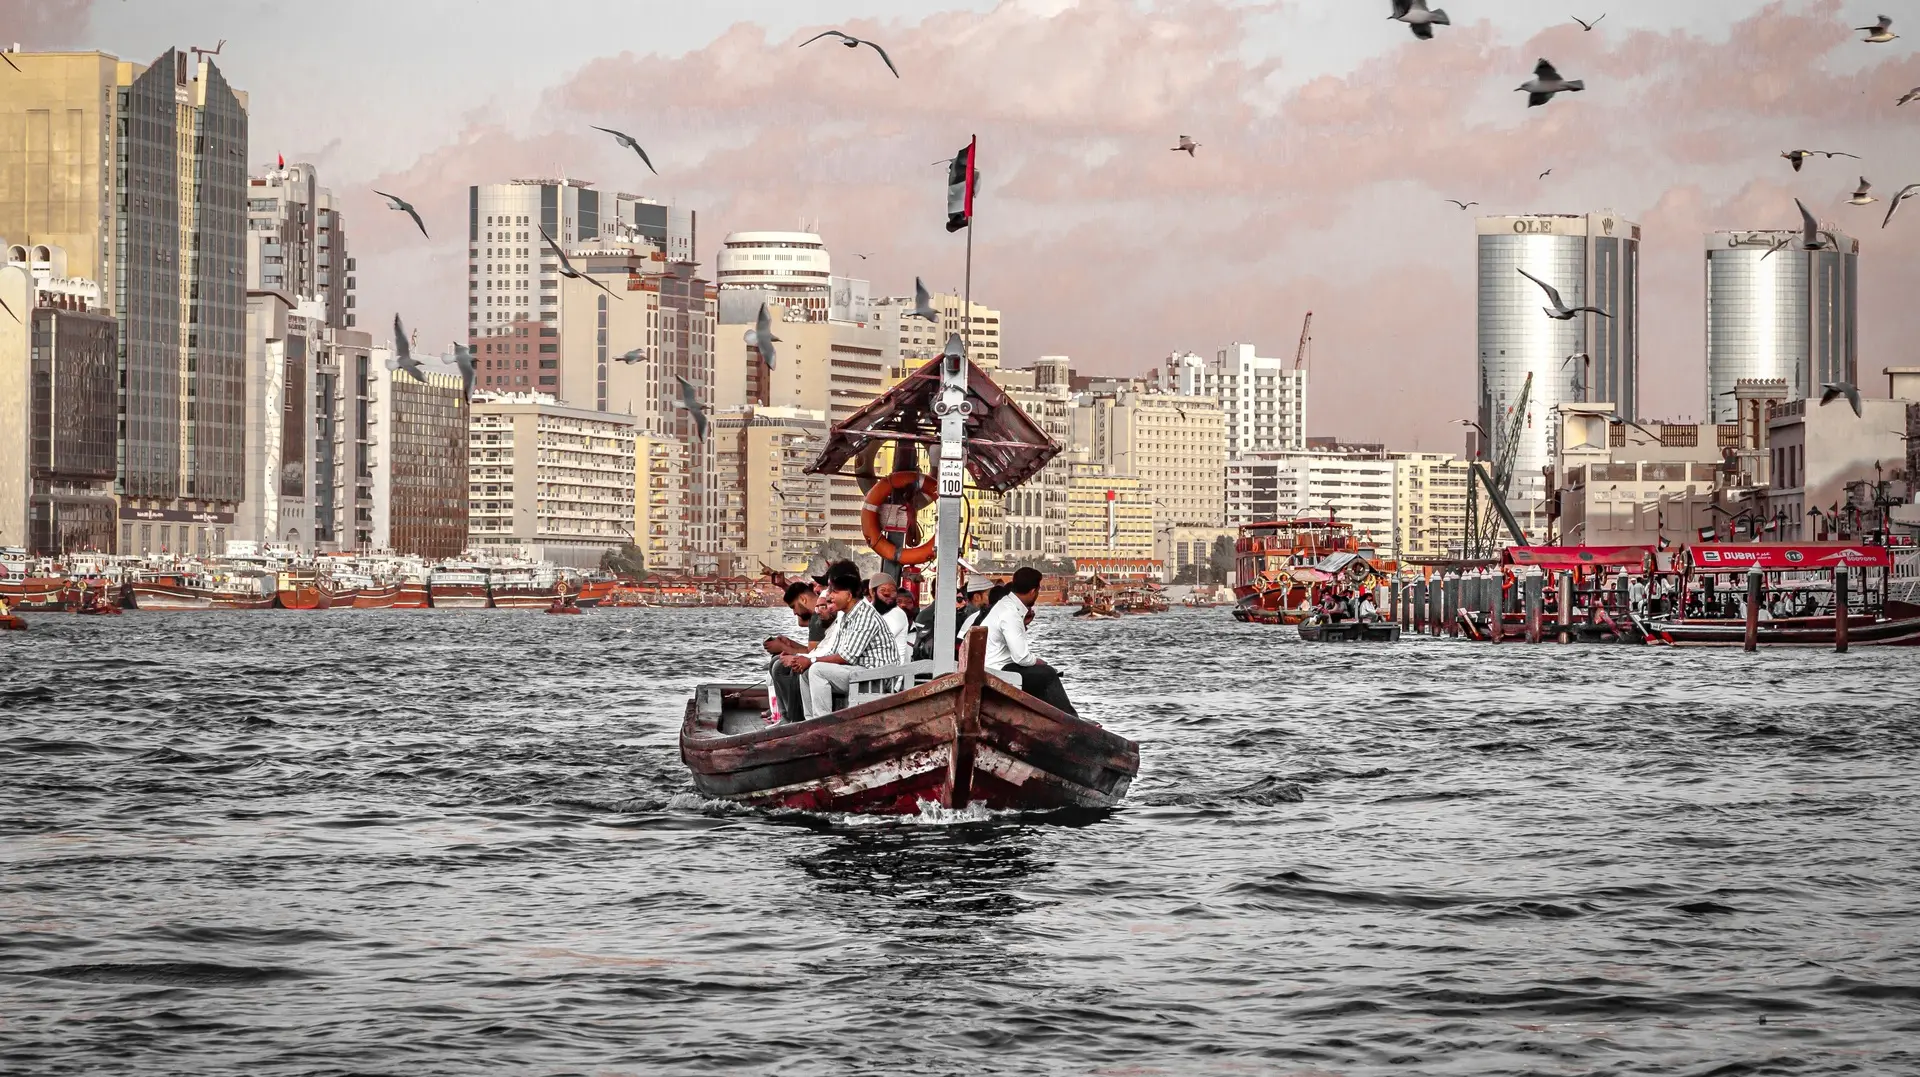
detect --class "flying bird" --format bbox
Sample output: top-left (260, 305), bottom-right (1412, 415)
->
top-left (614, 347), bottom-right (646, 365)
top-left (1538, 168), bottom-right (1554, 180)
top-left (798, 30), bottom-right (899, 78)
top-left (539, 227), bottom-right (620, 300)
top-left (374, 190), bottom-right (429, 238)
top-left (1819, 381), bottom-right (1863, 418)
top-left (1172, 135), bottom-right (1199, 156)
top-left (745, 302), bottom-right (780, 369)
top-left (1855, 15), bottom-right (1897, 43)
top-left (451, 343), bottom-right (476, 400)
top-left (1882, 183), bottom-right (1920, 228)
top-left (1572, 14), bottom-right (1606, 30)
top-left (910, 277), bottom-right (939, 322)
top-left (676, 376), bottom-right (709, 439)
top-left (1561, 351), bottom-right (1590, 369)
top-left (1389, 0), bottom-right (1451, 39)
top-left (1780, 149), bottom-right (1859, 172)
top-left (391, 315), bottom-right (424, 382)
top-left (1446, 199), bottom-right (1479, 209)
top-left (590, 126), bottom-right (657, 175)
top-left (1795, 198), bottom-right (1840, 250)
top-left (1899, 88), bottom-right (1920, 106)
top-left (1518, 59), bottom-right (1584, 106)
top-left (1517, 267), bottom-right (1611, 320)
top-left (1, 51), bottom-right (20, 74)
top-left (1758, 233), bottom-right (1795, 260)
top-left (1848, 177), bottom-right (1878, 205)
top-left (0, 293), bottom-right (17, 322)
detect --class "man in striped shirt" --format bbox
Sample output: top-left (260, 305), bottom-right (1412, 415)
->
top-left (781, 566), bottom-right (899, 720)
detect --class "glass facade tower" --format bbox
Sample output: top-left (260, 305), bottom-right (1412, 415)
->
top-left (1704, 230), bottom-right (1857, 423)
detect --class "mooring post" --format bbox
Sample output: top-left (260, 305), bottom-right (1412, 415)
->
top-left (1743, 566), bottom-right (1761, 653)
top-left (1835, 566), bottom-right (1850, 654)
top-left (1524, 570), bottom-right (1543, 644)
top-left (1556, 570), bottom-right (1573, 644)
top-left (1390, 579), bottom-right (1402, 625)
top-left (1443, 572), bottom-right (1460, 638)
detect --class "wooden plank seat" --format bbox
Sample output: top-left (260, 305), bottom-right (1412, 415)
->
top-left (844, 660), bottom-right (1022, 708)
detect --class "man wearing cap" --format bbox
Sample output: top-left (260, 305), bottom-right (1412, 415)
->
top-left (983, 566), bottom-right (1077, 715)
top-left (780, 565), bottom-right (900, 720)
top-left (955, 575), bottom-right (997, 642)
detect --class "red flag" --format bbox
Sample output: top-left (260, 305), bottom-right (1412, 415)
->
top-left (945, 138), bottom-right (976, 233)
top-left (277, 153), bottom-right (284, 169)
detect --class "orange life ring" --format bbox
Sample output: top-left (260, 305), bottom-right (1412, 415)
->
top-left (862, 471), bottom-right (939, 565)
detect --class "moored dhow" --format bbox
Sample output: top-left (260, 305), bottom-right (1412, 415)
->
top-left (427, 563), bottom-right (492, 608)
top-left (130, 569), bottom-right (276, 610)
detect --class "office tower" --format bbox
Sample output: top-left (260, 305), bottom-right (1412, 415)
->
top-left (874, 288), bottom-right (1002, 372)
top-left (0, 48), bottom-right (249, 554)
top-left (1704, 228), bottom-right (1858, 422)
top-left (1204, 343), bottom-right (1308, 458)
top-left (0, 249), bottom-right (118, 554)
top-left (1477, 211), bottom-right (1640, 535)
top-left (367, 351), bottom-right (468, 559)
top-left (715, 231), bottom-right (832, 315)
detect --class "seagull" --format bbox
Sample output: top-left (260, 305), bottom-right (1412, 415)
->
top-left (539, 227), bottom-right (620, 300)
top-left (676, 375), bottom-right (709, 439)
top-left (1758, 233), bottom-right (1795, 260)
top-left (373, 190), bottom-right (429, 238)
top-left (1900, 88), bottom-right (1920, 106)
top-left (1389, 0), bottom-right (1451, 39)
top-left (1517, 268), bottom-right (1611, 320)
top-left (1848, 177), bottom-right (1878, 205)
top-left (745, 302), bottom-right (780, 369)
top-left (1882, 183), bottom-right (1920, 228)
top-left (0, 293), bottom-right (17, 322)
top-left (798, 30), bottom-right (899, 78)
top-left (1780, 149), bottom-right (1859, 172)
top-left (1795, 198), bottom-right (1840, 250)
top-left (1561, 351), bottom-right (1590, 369)
top-left (614, 347), bottom-right (646, 365)
top-left (392, 315), bottom-right (424, 382)
top-left (910, 277), bottom-right (939, 322)
top-left (1539, 168), bottom-right (1554, 180)
top-left (1, 51), bottom-right (19, 74)
top-left (451, 343), bottom-right (476, 400)
top-left (590, 126), bottom-right (657, 175)
top-left (1855, 15), bottom-right (1897, 43)
top-left (1572, 14), bottom-right (1606, 30)
top-left (1819, 381), bottom-right (1863, 418)
top-left (1172, 135), bottom-right (1199, 156)
top-left (1518, 59), bottom-right (1584, 107)
top-left (1446, 199), bottom-right (1479, 209)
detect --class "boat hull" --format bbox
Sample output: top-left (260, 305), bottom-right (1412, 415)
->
top-left (395, 582), bottom-right (430, 609)
top-left (680, 631), bottom-right (1138, 815)
top-left (277, 584), bottom-right (332, 610)
top-left (0, 577), bottom-right (69, 612)
top-left (1646, 614), bottom-right (1920, 647)
top-left (491, 587), bottom-right (557, 610)
top-left (1298, 620), bottom-right (1400, 643)
top-left (132, 583), bottom-right (275, 611)
top-left (353, 583), bottom-right (401, 609)
top-left (429, 584), bottom-right (491, 609)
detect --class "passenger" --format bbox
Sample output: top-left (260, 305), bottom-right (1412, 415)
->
top-left (870, 572), bottom-right (911, 664)
top-left (1358, 592), bottom-right (1380, 622)
top-left (984, 566), bottom-right (1077, 716)
top-left (784, 566), bottom-right (900, 721)
top-left (763, 581), bottom-right (821, 724)
top-left (956, 576), bottom-right (997, 641)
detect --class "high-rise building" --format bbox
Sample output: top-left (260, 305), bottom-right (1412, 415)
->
top-left (1477, 211), bottom-right (1640, 534)
top-left (1194, 343), bottom-right (1308, 458)
top-left (634, 431), bottom-right (687, 574)
top-left (715, 231), bottom-right (832, 315)
top-left (0, 250), bottom-right (118, 554)
top-left (875, 289), bottom-right (1001, 372)
top-left (1066, 462), bottom-right (1157, 573)
top-left (1, 48), bottom-right (250, 556)
top-left (367, 351), bottom-right (468, 559)
top-left (996, 364), bottom-right (1073, 564)
top-left (714, 405), bottom-right (831, 572)
top-left (1076, 389), bottom-right (1225, 526)
top-left (1704, 228), bottom-right (1858, 423)
top-left (1392, 452), bottom-right (1471, 561)
top-left (1224, 448), bottom-right (1399, 557)
top-left (467, 393), bottom-right (636, 568)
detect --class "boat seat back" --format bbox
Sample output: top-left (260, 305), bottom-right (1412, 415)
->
top-left (986, 668), bottom-right (1024, 690)
top-left (846, 660), bottom-right (936, 707)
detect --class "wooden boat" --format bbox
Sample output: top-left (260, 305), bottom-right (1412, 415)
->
top-left (546, 604), bottom-right (582, 615)
top-left (1298, 619), bottom-right (1400, 642)
top-left (1647, 543), bottom-right (1917, 647)
top-left (575, 579), bottom-right (617, 608)
top-left (428, 564), bottom-right (491, 608)
top-left (0, 575), bottom-right (69, 612)
top-left (276, 570), bottom-right (332, 610)
top-left (395, 579), bottom-right (431, 608)
top-left (131, 572), bottom-right (276, 610)
top-left (1113, 588), bottom-right (1169, 614)
top-left (681, 630), bottom-right (1137, 813)
top-left (1646, 611), bottom-right (1920, 647)
top-left (352, 582), bottom-right (401, 609)
top-left (72, 603), bottom-right (122, 616)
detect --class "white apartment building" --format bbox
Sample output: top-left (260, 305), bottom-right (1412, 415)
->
top-left (996, 365), bottom-right (1073, 563)
top-left (1393, 452), bottom-right (1471, 561)
top-left (469, 393), bottom-right (636, 568)
top-left (1225, 450), bottom-right (1398, 557)
top-left (1168, 343), bottom-right (1308, 458)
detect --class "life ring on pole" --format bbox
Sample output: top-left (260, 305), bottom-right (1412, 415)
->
top-left (862, 471), bottom-right (940, 565)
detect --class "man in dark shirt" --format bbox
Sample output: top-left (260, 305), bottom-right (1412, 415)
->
top-left (764, 581), bottom-right (823, 723)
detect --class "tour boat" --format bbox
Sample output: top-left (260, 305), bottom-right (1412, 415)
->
top-left (1, 612), bottom-right (25, 630)
top-left (275, 569), bottom-right (332, 610)
top-left (1646, 543), bottom-right (1918, 647)
top-left (679, 350), bottom-right (1140, 815)
top-left (427, 564), bottom-right (491, 608)
top-left (575, 578), bottom-right (617, 608)
top-left (1297, 618), bottom-right (1401, 643)
top-left (0, 555), bottom-right (69, 612)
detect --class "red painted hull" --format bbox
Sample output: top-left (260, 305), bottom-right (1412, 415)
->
top-left (575, 580), bottom-right (616, 608)
top-left (429, 583), bottom-right (490, 609)
top-left (1, 614), bottom-right (26, 631)
top-left (1649, 614), bottom-right (1920, 647)
top-left (277, 585), bottom-right (332, 610)
top-left (353, 584), bottom-right (401, 609)
top-left (395, 582), bottom-right (430, 609)
top-left (132, 582), bottom-right (276, 610)
top-left (0, 577), bottom-right (69, 612)
top-left (492, 586), bottom-right (562, 609)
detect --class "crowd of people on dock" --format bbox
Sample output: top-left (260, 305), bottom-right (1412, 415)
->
top-left (760, 563), bottom-right (1076, 726)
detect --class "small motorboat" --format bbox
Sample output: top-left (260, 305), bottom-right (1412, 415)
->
top-left (1297, 617), bottom-right (1400, 642)
top-left (1, 613), bottom-right (26, 631)
top-left (545, 602), bottom-right (582, 615)
top-left (73, 603), bottom-right (122, 616)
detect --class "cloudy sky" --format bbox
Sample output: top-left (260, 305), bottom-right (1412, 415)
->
top-left (20, 0), bottom-right (1920, 450)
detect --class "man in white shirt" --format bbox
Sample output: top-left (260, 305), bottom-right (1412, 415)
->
top-left (871, 572), bottom-right (911, 665)
top-left (781, 567), bottom-right (900, 720)
top-left (982, 567), bottom-right (1077, 716)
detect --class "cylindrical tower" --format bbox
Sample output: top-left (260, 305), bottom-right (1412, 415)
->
top-left (1704, 229), bottom-right (1856, 423)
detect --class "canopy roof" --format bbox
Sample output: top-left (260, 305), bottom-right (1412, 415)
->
top-left (1503, 545), bottom-right (1653, 569)
top-left (1684, 543), bottom-right (1892, 572)
top-left (805, 357), bottom-right (1059, 493)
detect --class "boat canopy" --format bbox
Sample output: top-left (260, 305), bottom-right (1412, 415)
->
top-left (1314, 551), bottom-right (1364, 575)
top-left (805, 357), bottom-right (1060, 493)
top-left (1503, 545), bottom-right (1653, 569)
top-left (1683, 543), bottom-right (1893, 572)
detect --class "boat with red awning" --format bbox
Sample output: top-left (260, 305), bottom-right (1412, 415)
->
top-left (1646, 543), bottom-right (1919, 646)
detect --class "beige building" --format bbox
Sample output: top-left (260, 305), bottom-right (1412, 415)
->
top-left (468, 393), bottom-right (636, 568)
top-left (714, 405), bottom-right (831, 573)
top-left (1067, 462), bottom-right (1156, 564)
top-left (876, 290), bottom-right (1001, 372)
top-left (1156, 525), bottom-right (1236, 584)
top-left (1078, 389), bottom-right (1226, 527)
top-left (634, 431), bottom-right (688, 574)
top-left (1767, 394), bottom-right (1911, 541)
top-left (995, 362), bottom-right (1074, 565)
top-left (1393, 452), bottom-right (1471, 560)
top-left (1225, 449), bottom-right (1399, 557)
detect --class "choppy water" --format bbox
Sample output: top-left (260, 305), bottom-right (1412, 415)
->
top-left (2, 607), bottom-right (1917, 1075)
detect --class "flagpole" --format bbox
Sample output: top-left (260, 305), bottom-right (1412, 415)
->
top-left (962, 134), bottom-right (975, 357)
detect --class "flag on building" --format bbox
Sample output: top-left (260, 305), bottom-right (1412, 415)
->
top-left (1698, 526), bottom-right (1717, 542)
top-left (946, 138), bottom-right (976, 233)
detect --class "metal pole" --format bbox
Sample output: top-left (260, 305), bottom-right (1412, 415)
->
top-left (1556, 569), bottom-right (1573, 644)
top-left (931, 339), bottom-right (968, 676)
top-left (1744, 566), bottom-right (1761, 652)
top-left (1835, 566), bottom-right (1850, 654)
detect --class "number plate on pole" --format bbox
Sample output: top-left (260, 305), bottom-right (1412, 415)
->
top-left (938, 457), bottom-right (964, 498)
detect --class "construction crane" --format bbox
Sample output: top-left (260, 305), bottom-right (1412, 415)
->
top-left (1293, 311), bottom-right (1313, 371)
top-left (1465, 371), bottom-right (1531, 558)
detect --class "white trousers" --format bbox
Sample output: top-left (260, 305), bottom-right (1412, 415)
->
top-left (803, 661), bottom-right (862, 720)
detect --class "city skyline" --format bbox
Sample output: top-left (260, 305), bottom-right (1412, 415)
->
top-left (15, 0), bottom-right (1920, 455)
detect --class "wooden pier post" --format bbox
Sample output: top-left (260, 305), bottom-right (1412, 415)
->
top-left (1390, 580), bottom-right (1403, 625)
top-left (1834, 566), bottom-right (1850, 654)
top-left (1428, 576), bottom-right (1442, 636)
top-left (1556, 570), bottom-right (1573, 644)
top-left (1743, 566), bottom-right (1761, 653)
top-left (1524, 571), bottom-right (1543, 644)
top-left (1443, 573), bottom-right (1460, 638)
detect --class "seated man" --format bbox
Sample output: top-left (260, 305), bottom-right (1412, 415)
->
top-left (955, 576), bottom-right (997, 643)
top-left (763, 581), bottom-right (823, 724)
top-left (983, 567), bottom-right (1077, 716)
top-left (870, 572), bottom-right (911, 665)
top-left (783, 567), bottom-right (900, 721)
